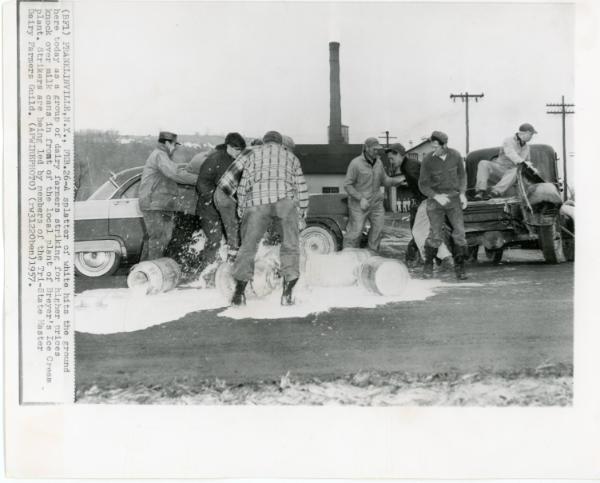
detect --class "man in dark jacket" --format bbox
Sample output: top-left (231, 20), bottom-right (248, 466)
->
top-left (139, 131), bottom-right (198, 261)
top-left (418, 131), bottom-right (468, 280)
top-left (385, 143), bottom-right (453, 266)
top-left (195, 132), bottom-right (246, 271)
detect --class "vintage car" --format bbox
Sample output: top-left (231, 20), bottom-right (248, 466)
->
top-left (74, 167), bottom-right (342, 277)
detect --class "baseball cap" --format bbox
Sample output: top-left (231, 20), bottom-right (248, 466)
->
top-left (519, 123), bottom-right (538, 134)
top-left (430, 130), bottom-right (449, 145)
top-left (364, 137), bottom-right (382, 149)
top-left (384, 142), bottom-right (406, 155)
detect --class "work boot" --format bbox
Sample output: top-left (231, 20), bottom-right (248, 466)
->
top-left (281, 278), bottom-right (299, 306)
top-left (473, 190), bottom-right (491, 201)
top-left (423, 245), bottom-right (437, 279)
top-left (231, 279), bottom-right (248, 306)
top-left (438, 256), bottom-right (454, 272)
top-left (453, 247), bottom-right (468, 281)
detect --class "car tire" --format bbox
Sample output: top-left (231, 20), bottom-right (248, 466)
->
top-left (538, 220), bottom-right (566, 264)
top-left (300, 224), bottom-right (339, 256)
top-left (75, 250), bottom-right (121, 278)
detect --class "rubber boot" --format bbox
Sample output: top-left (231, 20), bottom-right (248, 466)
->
top-left (454, 246), bottom-right (468, 281)
top-left (281, 278), bottom-right (299, 306)
top-left (423, 245), bottom-right (436, 279)
top-left (231, 279), bottom-right (248, 306)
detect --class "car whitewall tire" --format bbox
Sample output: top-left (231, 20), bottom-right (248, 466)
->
top-left (74, 250), bottom-right (121, 277)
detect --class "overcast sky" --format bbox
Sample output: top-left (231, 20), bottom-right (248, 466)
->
top-left (73, 1), bottom-right (574, 171)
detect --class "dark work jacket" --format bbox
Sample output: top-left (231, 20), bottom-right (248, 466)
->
top-left (195, 145), bottom-right (235, 204)
top-left (418, 148), bottom-right (467, 199)
top-left (400, 156), bottom-right (426, 203)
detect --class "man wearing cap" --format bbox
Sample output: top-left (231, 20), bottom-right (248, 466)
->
top-left (473, 123), bottom-right (538, 200)
top-left (385, 143), bottom-right (453, 267)
top-left (195, 132), bottom-right (247, 272)
top-left (219, 130), bottom-right (309, 307)
top-left (139, 131), bottom-right (198, 261)
top-left (343, 137), bottom-right (405, 252)
top-left (418, 131), bottom-right (469, 280)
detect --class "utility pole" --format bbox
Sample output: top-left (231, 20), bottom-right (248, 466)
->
top-left (378, 130), bottom-right (397, 147)
top-left (450, 92), bottom-right (484, 154)
top-left (546, 95), bottom-right (575, 201)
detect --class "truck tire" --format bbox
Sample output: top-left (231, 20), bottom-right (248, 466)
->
top-left (538, 221), bottom-right (565, 264)
top-left (300, 224), bottom-right (339, 256)
top-left (75, 250), bottom-right (121, 277)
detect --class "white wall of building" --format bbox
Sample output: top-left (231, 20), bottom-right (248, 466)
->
top-left (305, 174), bottom-right (346, 194)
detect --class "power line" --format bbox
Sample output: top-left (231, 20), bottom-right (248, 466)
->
top-left (546, 95), bottom-right (575, 201)
top-left (450, 92), bottom-right (484, 154)
top-left (378, 130), bottom-right (397, 147)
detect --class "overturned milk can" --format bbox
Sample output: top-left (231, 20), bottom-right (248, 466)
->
top-left (304, 248), bottom-right (372, 287)
top-left (127, 257), bottom-right (182, 295)
top-left (357, 256), bottom-right (410, 296)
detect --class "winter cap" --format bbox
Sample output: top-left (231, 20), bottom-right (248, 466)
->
top-left (282, 135), bottom-right (295, 150)
top-left (263, 130), bottom-right (283, 144)
top-left (430, 130), bottom-right (449, 145)
top-left (384, 143), bottom-right (406, 155)
top-left (519, 123), bottom-right (538, 134)
top-left (364, 137), bottom-right (382, 149)
top-left (158, 131), bottom-right (180, 145)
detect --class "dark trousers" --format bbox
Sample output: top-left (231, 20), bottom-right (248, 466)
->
top-left (425, 196), bottom-right (466, 250)
top-left (196, 196), bottom-right (224, 270)
top-left (141, 210), bottom-right (175, 261)
top-left (213, 188), bottom-right (240, 250)
top-left (232, 199), bottom-right (299, 282)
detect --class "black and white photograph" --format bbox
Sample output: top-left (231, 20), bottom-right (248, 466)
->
top-left (64, 0), bottom-right (577, 406)
top-left (4, 0), bottom-right (600, 478)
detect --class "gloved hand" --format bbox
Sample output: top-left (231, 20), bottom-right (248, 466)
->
top-left (433, 193), bottom-right (450, 206)
top-left (459, 193), bottom-right (468, 209)
top-left (359, 198), bottom-right (370, 211)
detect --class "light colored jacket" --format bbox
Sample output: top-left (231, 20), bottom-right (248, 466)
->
top-left (344, 153), bottom-right (394, 204)
top-left (139, 143), bottom-right (197, 211)
top-left (497, 134), bottom-right (531, 169)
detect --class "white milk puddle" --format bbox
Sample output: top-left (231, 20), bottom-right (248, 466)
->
top-left (219, 279), bottom-right (478, 320)
top-left (75, 287), bottom-right (227, 334)
top-left (75, 279), bottom-right (480, 334)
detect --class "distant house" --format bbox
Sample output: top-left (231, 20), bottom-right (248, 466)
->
top-left (405, 138), bottom-right (434, 161)
top-left (294, 144), bottom-right (363, 195)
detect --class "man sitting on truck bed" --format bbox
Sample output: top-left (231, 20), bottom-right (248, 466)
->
top-left (473, 123), bottom-right (537, 200)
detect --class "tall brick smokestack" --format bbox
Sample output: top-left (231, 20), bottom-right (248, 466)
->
top-left (328, 42), bottom-right (345, 144)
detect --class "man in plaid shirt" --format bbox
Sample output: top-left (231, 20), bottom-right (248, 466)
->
top-left (217, 130), bottom-right (308, 306)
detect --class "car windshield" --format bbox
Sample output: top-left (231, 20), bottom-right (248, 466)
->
top-left (88, 180), bottom-right (119, 200)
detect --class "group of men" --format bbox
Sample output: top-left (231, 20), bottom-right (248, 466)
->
top-left (342, 123), bottom-right (538, 280)
top-left (138, 122), bottom-right (537, 303)
top-left (139, 130), bottom-right (308, 307)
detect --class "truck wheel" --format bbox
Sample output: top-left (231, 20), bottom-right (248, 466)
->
top-left (538, 221), bottom-right (565, 264)
top-left (485, 248), bottom-right (504, 265)
top-left (300, 225), bottom-right (338, 255)
top-left (75, 251), bottom-right (121, 277)
top-left (560, 216), bottom-right (575, 262)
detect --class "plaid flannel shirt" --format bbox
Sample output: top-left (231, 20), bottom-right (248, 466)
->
top-left (217, 143), bottom-right (309, 219)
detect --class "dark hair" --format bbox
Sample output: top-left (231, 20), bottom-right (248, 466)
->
top-left (224, 132), bottom-right (246, 150)
top-left (250, 138), bottom-right (263, 146)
